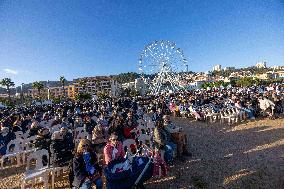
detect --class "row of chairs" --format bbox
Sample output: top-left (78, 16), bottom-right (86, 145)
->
top-left (202, 107), bottom-right (247, 124)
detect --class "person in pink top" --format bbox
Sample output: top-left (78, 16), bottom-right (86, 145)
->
top-left (103, 133), bottom-right (125, 165)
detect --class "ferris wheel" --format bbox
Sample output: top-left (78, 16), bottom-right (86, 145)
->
top-left (139, 40), bottom-right (187, 94)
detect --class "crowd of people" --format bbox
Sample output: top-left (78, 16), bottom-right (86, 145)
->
top-left (0, 83), bottom-right (283, 189)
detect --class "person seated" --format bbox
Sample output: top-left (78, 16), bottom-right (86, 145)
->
top-left (71, 139), bottom-right (103, 189)
top-left (74, 116), bottom-right (83, 128)
top-left (0, 127), bottom-right (15, 157)
top-left (51, 115), bottom-right (61, 127)
top-left (163, 115), bottom-right (191, 158)
top-left (83, 115), bottom-right (96, 140)
top-left (153, 120), bottom-right (176, 164)
top-left (50, 126), bottom-right (74, 167)
top-left (72, 139), bottom-right (103, 189)
top-left (123, 112), bottom-right (138, 139)
top-left (92, 123), bottom-right (107, 154)
top-left (28, 120), bottom-right (41, 137)
top-left (34, 127), bottom-right (51, 166)
top-left (108, 115), bottom-right (124, 141)
top-left (258, 95), bottom-right (275, 118)
top-left (34, 127), bottom-right (51, 151)
top-left (103, 133), bottom-right (125, 165)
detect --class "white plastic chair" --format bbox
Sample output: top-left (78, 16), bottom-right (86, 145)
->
top-left (123, 139), bottom-right (136, 155)
top-left (74, 127), bottom-right (84, 138)
top-left (220, 110), bottom-right (232, 124)
top-left (22, 136), bottom-right (37, 164)
top-left (21, 149), bottom-right (50, 189)
top-left (15, 131), bottom-right (24, 139)
top-left (146, 120), bottom-right (155, 130)
top-left (49, 124), bottom-right (61, 134)
top-left (0, 138), bottom-right (24, 169)
top-left (138, 134), bottom-right (153, 149)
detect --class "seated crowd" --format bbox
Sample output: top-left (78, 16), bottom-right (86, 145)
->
top-left (0, 97), bottom-right (190, 189)
top-left (0, 83), bottom-right (283, 188)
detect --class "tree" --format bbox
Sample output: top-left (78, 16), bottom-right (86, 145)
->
top-left (235, 77), bottom-right (258, 87)
top-left (75, 93), bottom-right (91, 101)
top-left (97, 90), bottom-right (109, 100)
top-left (0, 78), bottom-right (15, 100)
top-left (59, 76), bottom-right (67, 98)
top-left (32, 81), bottom-right (44, 98)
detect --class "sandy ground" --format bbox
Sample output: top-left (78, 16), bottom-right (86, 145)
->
top-left (0, 117), bottom-right (284, 189)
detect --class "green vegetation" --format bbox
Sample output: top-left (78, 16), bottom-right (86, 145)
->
top-left (32, 81), bottom-right (44, 99)
top-left (113, 72), bottom-right (140, 84)
top-left (0, 78), bottom-right (15, 100)
top-left (201, 80), bottom-right (229, 89)
top-left (59, 76), bottom-right (67, 98)
top-left (235, 77), bottom-right (260, 87)
top-left (75, 92), bottom-right (92, 101)
top-left (97, 90), bottom-right (110, 100)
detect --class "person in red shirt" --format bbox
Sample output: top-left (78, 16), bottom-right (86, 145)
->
top-left (103, 133), bottom-right (125, 165)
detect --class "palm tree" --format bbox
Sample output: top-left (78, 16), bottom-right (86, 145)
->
top-left (32, 81), bottom-right (44, 98)
top-left (0, 78), bottom-right (15, 100)
top-left (59, 76), bottom-right (67, 98)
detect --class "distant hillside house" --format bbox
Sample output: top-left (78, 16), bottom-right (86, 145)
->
top-left (213, 64), bottom-right (222, 72)
top-left (69, 76), bottom-right (119, 98)
top-left (255, 61), bottom-right (267, 69)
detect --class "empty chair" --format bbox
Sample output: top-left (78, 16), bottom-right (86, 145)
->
top-left (21, 149), bottom-right (50, 189)
top-left (138, 133), bottom-right (153, 149)
top-left (0, 138), bottom-right (24, 169)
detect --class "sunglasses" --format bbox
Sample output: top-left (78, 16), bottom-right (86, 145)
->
top-left (82, 144), bottom-right (89, 148)
top-left (110, 138), bottom-right (117, 141)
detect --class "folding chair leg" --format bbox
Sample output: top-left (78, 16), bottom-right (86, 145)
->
top-left (21, 181), bottom-right (25, 189)
top-left (52, 170), bottom-right (55, 189)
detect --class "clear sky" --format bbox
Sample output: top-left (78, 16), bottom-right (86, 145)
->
top-left (0, 0), bottom-right (284, 86)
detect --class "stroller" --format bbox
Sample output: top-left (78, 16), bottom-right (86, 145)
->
top-left (104, 146), bottom-right (154, 189)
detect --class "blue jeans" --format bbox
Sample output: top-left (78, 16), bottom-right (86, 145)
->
top-left (243, 108), bottom-right (255, 119)
top-left (80, 178), bottom-right (103, 189)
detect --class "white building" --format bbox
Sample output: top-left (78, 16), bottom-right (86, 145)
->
top-left (187, 81), bottom-right (205, 90)
top-left (69, 76), bottom-right (119, 98)
top-left (213, 65), bottom-right (222, 72)
top-left (256, 61), bottom-right (267, 68)
top-left (223, 67), bottom-right (235, 71)
top-left (272, 65), bottom-right (284, 70)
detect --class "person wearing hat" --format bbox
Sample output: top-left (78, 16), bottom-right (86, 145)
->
top-left (103, 133), bottom-right (125, 165)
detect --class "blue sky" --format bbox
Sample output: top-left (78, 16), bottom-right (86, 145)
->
top-left (0, 0), bottom-right (284, 86)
